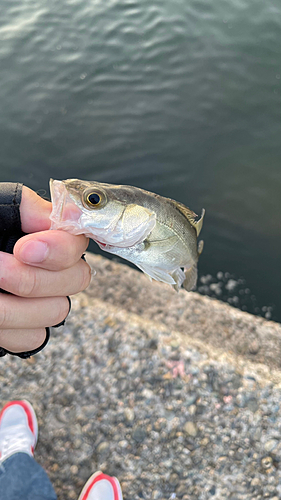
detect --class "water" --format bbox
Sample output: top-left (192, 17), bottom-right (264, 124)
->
top-left (0, 0), bottom-right (280, 321)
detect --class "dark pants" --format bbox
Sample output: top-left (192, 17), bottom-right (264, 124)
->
top-left (0, 453), bottom-right (57, 500)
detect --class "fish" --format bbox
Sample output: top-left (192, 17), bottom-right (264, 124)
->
top-left (49, 178), bottom-right (205, 291)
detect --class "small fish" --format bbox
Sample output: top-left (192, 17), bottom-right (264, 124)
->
top-left (49, 179), bottom-right (205, 291)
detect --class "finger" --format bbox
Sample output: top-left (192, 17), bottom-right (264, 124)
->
top-left (20, 186), bottom-right (52, 233)
top-left (0, 295), bottom-right (70, 329)
top-left (0, 328), bottom-right (46, 353)
top-left (0, 252), bottom-right (91, 297)
top-left (14, 230), bottom-right (89, 271)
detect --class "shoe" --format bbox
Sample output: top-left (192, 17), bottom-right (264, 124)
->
top-left (0, 400), bottom-right (38, 463)
top-left (78, 471), bottom-right (123, 500)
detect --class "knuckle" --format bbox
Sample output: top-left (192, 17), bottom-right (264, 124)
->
top-left (0, 302), bottom-right (8, 329)
top-left (17, 270), bottom-right (38, 297)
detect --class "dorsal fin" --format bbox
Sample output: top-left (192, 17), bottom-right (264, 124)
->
top-left (193, 208), bottom-right (205, 236)
top-left (169, 200), bottom-right (205, 236)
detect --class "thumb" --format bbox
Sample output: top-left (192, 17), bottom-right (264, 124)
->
top-left (20, 186), bottom-right (52, 233)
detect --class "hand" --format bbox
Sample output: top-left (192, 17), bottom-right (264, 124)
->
top-left (0, 186), bottom-right (91, 353)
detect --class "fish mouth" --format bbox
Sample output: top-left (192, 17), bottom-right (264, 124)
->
top-left (49, 179), bottom-right (83, 229)
top-left (96, 240), bottom-right (106, 248)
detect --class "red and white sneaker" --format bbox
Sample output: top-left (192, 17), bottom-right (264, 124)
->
top-left (0, 400), bottom-right (38, 463)
top-left (78, 471), bottom-right (123, 500)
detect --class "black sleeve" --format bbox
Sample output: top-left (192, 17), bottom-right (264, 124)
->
top-left (0, 182), bottom-right (25, 254)
top-left (0, 182), bottom-right (50, 359)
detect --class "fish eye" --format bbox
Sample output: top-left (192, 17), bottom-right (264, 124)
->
top-left (87, 193), bottom-right (101, 205)
top-left (83, 189), bottom-right (106, 209)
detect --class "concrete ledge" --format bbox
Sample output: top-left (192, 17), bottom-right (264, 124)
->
top-left (85, 252), bottom-right (281, 371)
top-left (2, 252), bottom-right (281, 499)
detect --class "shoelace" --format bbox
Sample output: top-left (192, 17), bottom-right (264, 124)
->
top-left (0, 427), bottom-right (34, 458)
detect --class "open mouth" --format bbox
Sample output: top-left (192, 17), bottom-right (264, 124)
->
top-left (96, 240), bottom-right (106, 248)
top-left (94, 240), bottom-right (116, 250)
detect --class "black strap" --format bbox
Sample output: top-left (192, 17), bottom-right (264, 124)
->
top-left (0, 183), bottom-right (50, 359)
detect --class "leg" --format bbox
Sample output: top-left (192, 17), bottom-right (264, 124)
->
top-left (0, 400), bottom-right (57, 500)
top-left (0, 452), bottom-right (57, 500)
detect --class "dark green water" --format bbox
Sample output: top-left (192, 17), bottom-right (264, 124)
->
top-left (0, 0), bottom-right (280, 320)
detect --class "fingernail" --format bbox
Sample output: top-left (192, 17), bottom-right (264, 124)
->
top-left (20, 240), bottom-right (49, 264)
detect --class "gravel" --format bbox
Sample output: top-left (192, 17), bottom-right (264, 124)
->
top-left (1, 252), bottom-right (281, 500)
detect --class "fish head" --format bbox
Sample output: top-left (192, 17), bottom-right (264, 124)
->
top-left (49, 179), bottom-right (156, 247)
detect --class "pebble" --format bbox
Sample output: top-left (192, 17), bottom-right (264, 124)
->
top-left (183, 421), bottom-right (198, 437)
top-left (124, 408), bottom-right (135, 422)
top-left (177, 483), bottom-right (188, 495)
top-left (200, 437), bottom-right (209, 446)
top-left (188, 405), bottom-right (196, 415)
top-left (152, 491), bottom-right (162, 499)
top-left (97, 442), bottom-right (110, 454)
top-left (169, 473), bottom-right (179, 485)
top-left (70, 465), bottom-right (79, 475)
top-left (251, 477), bottom-right (261, 486)
top-left (119, 440), bottom-right (128, 448)
top-left (261, 456), bottom-right (273, 469)
top-left (142, 388), bottom-right (154, 399)
top-left (264, 439), bottom-right (278, 452)
top-left (132, 426), bottom-right (147, 443)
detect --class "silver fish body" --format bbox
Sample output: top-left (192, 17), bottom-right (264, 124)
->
top-left (49, 179), bottom-right (205, 291)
